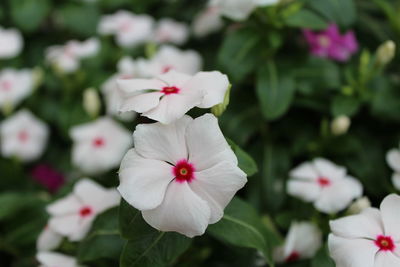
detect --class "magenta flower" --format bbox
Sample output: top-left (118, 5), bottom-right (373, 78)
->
top-left (303, 24), bottom-right (358, 62)
top-left (31, 164), bottom-right (65, 193)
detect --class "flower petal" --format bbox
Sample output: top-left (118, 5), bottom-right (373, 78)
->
top-left (392, 173), bottom-right (400, 191)
top-left (117, 78), bottom-right (165, 94)
top-left (48, 214), bottom-right (81, 237)
top-left (68, 217), bottom-right (95, 242)
top-left (118, 149), bottom-right (174, 210)
top-left (189, 161), bottom-right (247, 224)
top-left (387, 149), bottom-right (400, 173)
top-left (157, 70), bottom-right (192, 88)
top-left (313, 158), bottom-right (347, 181)
top-left (142, 181), bottom-right (211, 238)
top-left (46, 195), bottom-right (81, 216)
top-left (284, 222), bottom-right (322, 259)
top-left (37, 226), bottom-right (63, 251)
top-left (37, 252), bottom-right (77, 267)
top-left (287, 180), bottom-right (320, 202)
top-left (119, 91), bottom-right (164, 113)
top-left (374, 251), bottom-right (400, 267)
top-left (289, 162), bottom-right (319, 181)
top-left (380, 194), bottom-right (400, 241)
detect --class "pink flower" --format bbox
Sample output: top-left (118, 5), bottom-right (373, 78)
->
top-left (303, 24), bottom-right (358, 62)
top-left (31, 164), bottom-right (65, 193)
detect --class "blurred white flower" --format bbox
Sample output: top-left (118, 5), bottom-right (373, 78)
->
top-left (98, 10), bottom-right (154, 48)
top-left (46, 38), bottom-right (100, 73)
top-left (386, 145), bottom-right (400, 190)
top-left (347, 196), bottom-right (371, 215)
top-left (37, 252), bottom-right (77, 267)
top-left (118, 114), bottom-right (247, 237)
top-left (36, 224), bottom-right (63, 251)
top-left (137, 45), bottom-right (202, 78)
top-left (210, 0), bottom-right (257, 21)
top-left (331, 115), bottom-right (351, 136)
top-left (83, 88), bottom-right (101, 118)
top-left (0, 110), bottom-right (49, 162)
top-left (117, 70), bottom-right (229, 124)
top-left (274, 221), bottom-right (322, 263)
top-left (376, 40), bottom-right (396, 66)
top-left (0, 27), bottom-right (23, 59)
top-left (287, 158), bottom-right (363, 214)
top-left (192, 6), bottom-right (224, 37)
top-left (153, 18), bottom-right (189, 45)
top-left (47, 178), bottom-right (120, 241)
top-left (329, 194), bottom-right (400, 267)
top-left (256, 0), bottom-right (280, 6)
top-left (70, 117), bottom-right (132, 174)
top-left (0, 69), bottom-right (35, 110)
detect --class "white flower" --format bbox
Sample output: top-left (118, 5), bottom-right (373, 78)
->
top-left (0, 68), bottom-right (35, 109)
top-left (192, 6), bottom-right (224, 37)
top-left (70, 117), bottom-right (132, 174)
top-left (331, 115), bottom-right (351, 136)
top-left (0, 27), bottom-right (23, 59)
top-left (347, 196), bottom-right (371, 215)
top-left (117, 70), bottom-right (229, 124)
top-left (36, 224), bottom-right (63, 251)
top-left (98, 10), bottom-right (154, 48)
top-left (210, 0), bottom-right (258, 21)
top-left (136, 45), bottom-right (202, 78)
top-left (0, 110), bottom-right (49, 162)
top-left (46, 178), bottom-right (120, 241)
top-left (153, 18), bottom-right (189, 45)
top-left (287, 158), bottom-right (363, 214)
top-left (118, 114), bottom-right (247, 237)
top-left (256, 0), bottom-right (280, 6)
top-left (386, 145), bottom-right (400, 190)
top-left (329, 194), bottom-right (400, 267)
top-left (274, 221), bottom-right (322, 263)
top-left (37, 252), bottom-right (77, 267)
top-left (46, 38), bottom-right (100, 73)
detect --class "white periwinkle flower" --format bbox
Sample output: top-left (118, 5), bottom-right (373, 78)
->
top-left (47, 179), bottom-right (120, 241)
top-left (70, 117), bottom-right (132, 174)
top-left (0, 69), bottom-right (35, 110)
top-left (46, 38), bottom-right (100, 73)
top-left (386, 144), bottom-right (400, 190)
top-left (287, 158), bottom-right (363, 214)
top-left (274, 221), bottom-right (322, 263)
top-left (118, 114), bottom-right (247, 237)
top-left (0, 110), bottom-right (49, 162)
top-left (98, 11), bottom-right (154, 48)
top-left (117, 70), bottom-right (229, 124)
top-left (36, 224), bottom-right (63, 251)
top-left (37, 252), bottom-right (77, 267)
top-left (256, 0), bottom-right (280, 6)
top-left (329, 194), bottom-right (400, 267)
top-left (210, 0), bottom-right (257, 21)
top-left (153, 18), bottom-right (189, 45)
top-left (192, 5), bottom-right (224, 38)
top-left (0, 27), bottom-right (23, 59)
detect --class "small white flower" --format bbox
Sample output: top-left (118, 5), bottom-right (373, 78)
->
top-left (192, 6), bottom-right (224, 37)
top-left (70, 117), bottom-right (132, 174)
top-left (118, 114), bottom-right (247, 237)
top-left (0, 68), bottom-right (35, 109)
top-left (0, 110), bottom-right (49, 162)
top-left (210, 0), bottom-right (258, 21)
top-left (37, 251), bottom-right (77, 267)
top-left (287, 158), bottom-right (363, 214)
top-left (98, 10), bottom-right (154, 48)
top-left (36, 224), bottom-right (63, 251)
top-left (153, 18), bottom-right (189, 45)
top-left (117, 70), bottom-right (229, 124)
top-left (386, 145), bottom-right (400, 190)
top-left (136, 45), bottom-right (202, 78)
top-left (47, 178), bottom-right (120, 241)
top-left (0, 27), bottom-right (23, 59)
top-left (46, 38), bottom-right (100, 73)
top-left (347, 196), bottom-right (371, 215)
top-left (329, 194), bottom-right (400, 267)
top-left (274, 221), bottom-right (322, 263)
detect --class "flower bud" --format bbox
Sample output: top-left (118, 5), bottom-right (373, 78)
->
top-left (83, 88), bottom-right (101, 118)
top-left (376, 40), bottom-right (396, 66)
top-left (331, 115), bottom-right (351, 136)
top-left (211, 84), bottom-right (231, 117)
top-left (347, 197), bottom-right (371, 215)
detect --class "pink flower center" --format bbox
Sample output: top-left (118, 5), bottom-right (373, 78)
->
top-left (318, 36), bottom-right (330, 47)
top-left (317, 177), bottom-right (331, 187)
top-left (92, 137), bottom-right (105, 148)
top-left (285, 251), bottom-right (300, 263)
top-left (120, 20), bottom-right (132, 32)
top-left (161, 86), bottom-right (180, 95)
top-left (375, 235), bottom-right (395, 251)
top-left (0, 80), bottom-right (12, 91)
top-left (79, 206), bottom-right (93, 217)
top-left (162, 65), bottom-right (173, 73)
top-left (18, 130), bottom-right (29, 142)
top-left (173, 160), bottom-right (195, 183)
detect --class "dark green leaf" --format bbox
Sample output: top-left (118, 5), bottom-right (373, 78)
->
top-left (308, 0), bottom-right (356, 27)
top-left (57, 4), bottom-right (100, 37)
top-left (331, 95), bottom-right (361, 117)
top-left (311, 246), bottom-right (335, 267)
top-left (227, 139), bottom-right (258, 176)
top-left (9, 0), bottom-right (51, 32)
top-left (285, 9), bottom-right (328, 30)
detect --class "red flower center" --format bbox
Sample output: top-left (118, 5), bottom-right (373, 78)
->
top-left (1, 80), bottom-right (12, 91)
top-left (317, 177), bottom-right (331, 187)
top-left (18, 130), bottom-right (29, 142)
top-left (161, 86), bottom-right (180, 95)
top-left (173, 160), bottom-right (195, 183)
top-left (162, 65), bottom-right (173, 73)
top-left (92, 137), bottom-right (105, 148)
top-left (79, 206), bottom-right (93, 217)
top-left (285, 251), bottom-right (300, 263)
top-left (375, 235), bottom-right (395, 251)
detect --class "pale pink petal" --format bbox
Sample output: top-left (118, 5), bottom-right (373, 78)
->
top-left (287, 180), bottom-right (321, 202)
top-left (374, 251), bottom-right (400, 267)
top-left (380, 194), bottom-right (400, 241)
top-left (289, 162), bottom-right (319, 181)
top-left (387, 149), bottom-right (400, 173)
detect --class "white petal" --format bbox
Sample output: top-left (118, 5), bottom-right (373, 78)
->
top-left (68, 217), bottom-right (95, 242)
top-left (284, 222), bottom-right (322, 259)
top-left (37, 252), bottom-right (77, 267)
top-left (387, 149), bottom-right (400, 173)
top-left (313, 158), bottom-right (347, 181)
top-left (133, 116), bottom-right (192, 163)
top-left (287, 180), bottom-right (320, 202)
top-left (36, 226), bottom-right (63, 251)
top-left (289, 162), bottom-right (319, 181)
top-left (119, 91), bottom-right (163, 113)
top-left (329, 208), bottom-right (383, 239)
top-left (189, 161), bottom-right (247, 224)
top-left (118, 149), bottom-right (174, 210)
top-left (157, 70), bottom-right (192, 88)
top-left (328, 234), bottom-right (377, 267)
top-left (374, 251), bottom-right (400, 267)
top-left (392, 173), bottom-right (400, 191)
top-left (48, 214), bottom-right (81, 237)
top-left (186, 113), bottom-right (237, 171)
top-left (142, 182), bottom-right (211, 238)
top-left (46, 195), bottom-right (81, 216)
top-left (380, 194), bottom-right (400, 241)
top-left (117, 78), bottom-right (165, 94)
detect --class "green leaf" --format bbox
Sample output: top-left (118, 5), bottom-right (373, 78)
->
top-left (227, 139), bottom-right (258, 176)
top-left (9, 0), bottom-right (51, 32)
top-left (0, 193), bottom-right (43, 220)
top-left (57, 4), bottom-right (100, 37)
top-left (308, 0), bottom-right (356, 27)
top-left (284, 9), bottom-right (328, 30)
top-left (207, 197), bottom-right (279, 265)
top-left (256, 62), bottom-right (295, 121)
top-left (311, 246), bottom-right (335, 267)
top-left (331, 95), bottom-right (361, 117)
